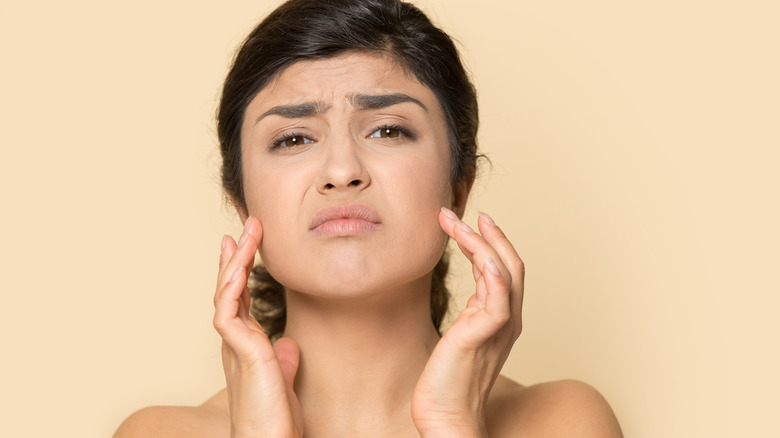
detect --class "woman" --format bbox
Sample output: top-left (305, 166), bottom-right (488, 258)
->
top-left (115, 0), bottom-right (622, 436)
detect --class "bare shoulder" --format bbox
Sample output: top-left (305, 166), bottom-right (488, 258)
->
top-left (113, 390), bottom-right (229, 438)
top-left (487, 376), bottom-right (623, 438)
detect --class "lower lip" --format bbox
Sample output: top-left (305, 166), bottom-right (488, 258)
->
top-left (311, 219), bottom-right (381, 236)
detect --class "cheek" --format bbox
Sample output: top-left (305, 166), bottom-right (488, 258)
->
top-left (241, 167), bottom-right (299, 256)
top-left (242, 152), bottom-right (308, 222)
top-left (387, 152), bottom-right (453, 252)
top-left (397, 150), bottom-right (453, 209)
top-left (249, 190), bottom-right (303, 282)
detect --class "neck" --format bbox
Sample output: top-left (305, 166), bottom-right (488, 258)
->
top-left (283, 273), bottom-right (441, 436)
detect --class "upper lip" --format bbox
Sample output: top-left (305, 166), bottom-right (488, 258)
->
top-left (309, 203), bottom-right (381, 230)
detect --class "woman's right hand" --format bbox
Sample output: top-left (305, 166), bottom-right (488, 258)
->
top-left (213, 217), bottom-right (303, 438)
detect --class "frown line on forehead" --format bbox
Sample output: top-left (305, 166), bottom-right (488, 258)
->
top-left (253, 92), bottom-right (427, 125)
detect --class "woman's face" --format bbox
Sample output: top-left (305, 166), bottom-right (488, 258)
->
top-left (239, 52), bottom-right (466, 298)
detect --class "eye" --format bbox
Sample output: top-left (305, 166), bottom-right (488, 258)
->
top-left (368, 125), bottom-right (408, 139)
top-left (272, 133), bottom-right (315, 149)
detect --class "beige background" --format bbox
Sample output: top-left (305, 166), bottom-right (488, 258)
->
top-left (1, 0), bottom-right (778, 436)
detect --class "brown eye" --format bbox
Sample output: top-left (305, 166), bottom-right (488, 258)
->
top-left (284, 136), bottom-right (307, 146)
top-left (274, 134), bottom-right (314, 148)
top-left (369, 126), bottom-right (406, 139)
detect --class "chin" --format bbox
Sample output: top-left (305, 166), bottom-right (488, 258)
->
top-left (272, 258), bottom-right (436, 300)
top-left (262, 234), bottom-right (447, 299)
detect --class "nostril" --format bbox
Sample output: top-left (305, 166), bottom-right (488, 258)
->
top-left (321, 179), bottom-right (364, 191)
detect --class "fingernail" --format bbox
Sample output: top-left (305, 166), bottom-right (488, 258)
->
top-left (440, 207), bottom-right (458, 220)
top-left (478, 211), bottom-right (495, 226)
top-left (229, 266), bottom-right (243, 283)
top-left (456, 220), bottom-right (474, 233)
top-left (237, 232), bottom-right (248, 247)
top-left (221, 234), bottom-right (227, 251)
top-left (486, 257), bottom-right (501, 276)
top-left (243, 216), bottom-right (252, 233)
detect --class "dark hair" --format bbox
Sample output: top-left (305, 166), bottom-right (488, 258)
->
top-left (217, 0), bottom-right (479, 340)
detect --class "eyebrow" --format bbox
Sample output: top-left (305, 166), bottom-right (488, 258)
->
top-left (253, 92), bottom-right (426, 125)
top-left (255, 101), bottom-right (331, 125)
top-left (349, 93), bottom-right (428, 112)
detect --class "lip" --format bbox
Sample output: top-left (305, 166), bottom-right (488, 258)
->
top-left (309, 203), bottom-right (382, 236)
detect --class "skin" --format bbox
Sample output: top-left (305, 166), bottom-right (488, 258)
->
top-left (114, 53), bottom-right (622, 438)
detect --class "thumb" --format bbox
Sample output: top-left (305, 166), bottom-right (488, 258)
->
top-left (273, 337), bottom-right (300, 389)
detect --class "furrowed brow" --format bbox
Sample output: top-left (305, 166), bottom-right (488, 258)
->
top-left (350, 93), bottom-right (428, 112)
top-left (254, 101), bottom-right (330, 125)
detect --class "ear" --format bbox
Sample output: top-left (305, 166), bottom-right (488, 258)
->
top-left (228, 193), bottom-right (249, 223)
top-left (451, 169), bottom-right (475, 218)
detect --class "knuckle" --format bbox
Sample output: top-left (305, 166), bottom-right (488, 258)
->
top-left (491, 226), bottom-right (508, 240)
top-left (511, 320), bottom-right (523, 340)
top-left (213, 317), bottom-right (234, 338)
top-left (502, 270), bottom-right (513, 286)
top-left (213, 286), bottom-right (228, 306)
top-left (492, 308), bottom-right (511, 327)
top-left (510, 258), bottom-right (525, 279)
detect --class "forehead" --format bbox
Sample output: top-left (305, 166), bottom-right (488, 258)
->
top-left (244, 52), bottom-right (442, 117)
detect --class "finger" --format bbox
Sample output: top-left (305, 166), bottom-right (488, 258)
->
top-left (240, 216), bottom-right (263, 273)
top-left (475, 270), bottom-right (487, 308)
top-left (445, 215), bottom-right (512, 285)
top-left (241, 282), bottom-right (251, 320)
top-left (214, 216), bottom-right (262, 307)
top-left (219, 235), bottom-right (228, 269)
top-left (466, 262), bottom-right (487, 308)
top-left (463, 258), bottom-right (511, 343)
top-left (450, 265), bottom-right (510, 348)
top-left (477, 212), bottom-right (525, 317)
top-left (477, 212), bottom-right (524, 282)
top-left (215, 235), bottom-right (238, 305)
top-left (217, 230), bottom-right (260, 296)
top-left (213, 217), bottom-right (262, 328)
top-left (438, 207), bottom-right (461, 240)
top-left (229, 217), bottom-right (258, 279)
top-left (439, 209), bottom-right (478, 268)
top-left (273, 337), bottom-right (300, 389)
top-left (457, 240), bottom-right (476, 267)
top-left (466, 293), bottom-right (479, 309)
top-left (441, 209), bottom-right (520, 331)
top-left (236, 283), bottom-right (253, 325)
top-left (484, 257), bottom-right (520, 339)
top-left (219, 234), bottom-right (236, 271)
top-left (213, 265), bottom-right (246, 339)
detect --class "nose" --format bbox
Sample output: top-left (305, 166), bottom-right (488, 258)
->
top-left (316, 134), bottom-right (371, 194)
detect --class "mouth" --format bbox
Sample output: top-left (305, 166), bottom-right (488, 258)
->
top-left (309, 203), bottom-right (382, 236)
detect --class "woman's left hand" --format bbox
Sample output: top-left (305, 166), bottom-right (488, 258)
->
top-left (412, 208), bottom-right (524, 438)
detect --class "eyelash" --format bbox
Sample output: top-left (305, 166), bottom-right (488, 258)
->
top-left (269, 124), bottom-right (414, 150)
top-left (368, 123), bottom-right (415, 140)
top-left (271, 132), bottom-right (313, 149)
